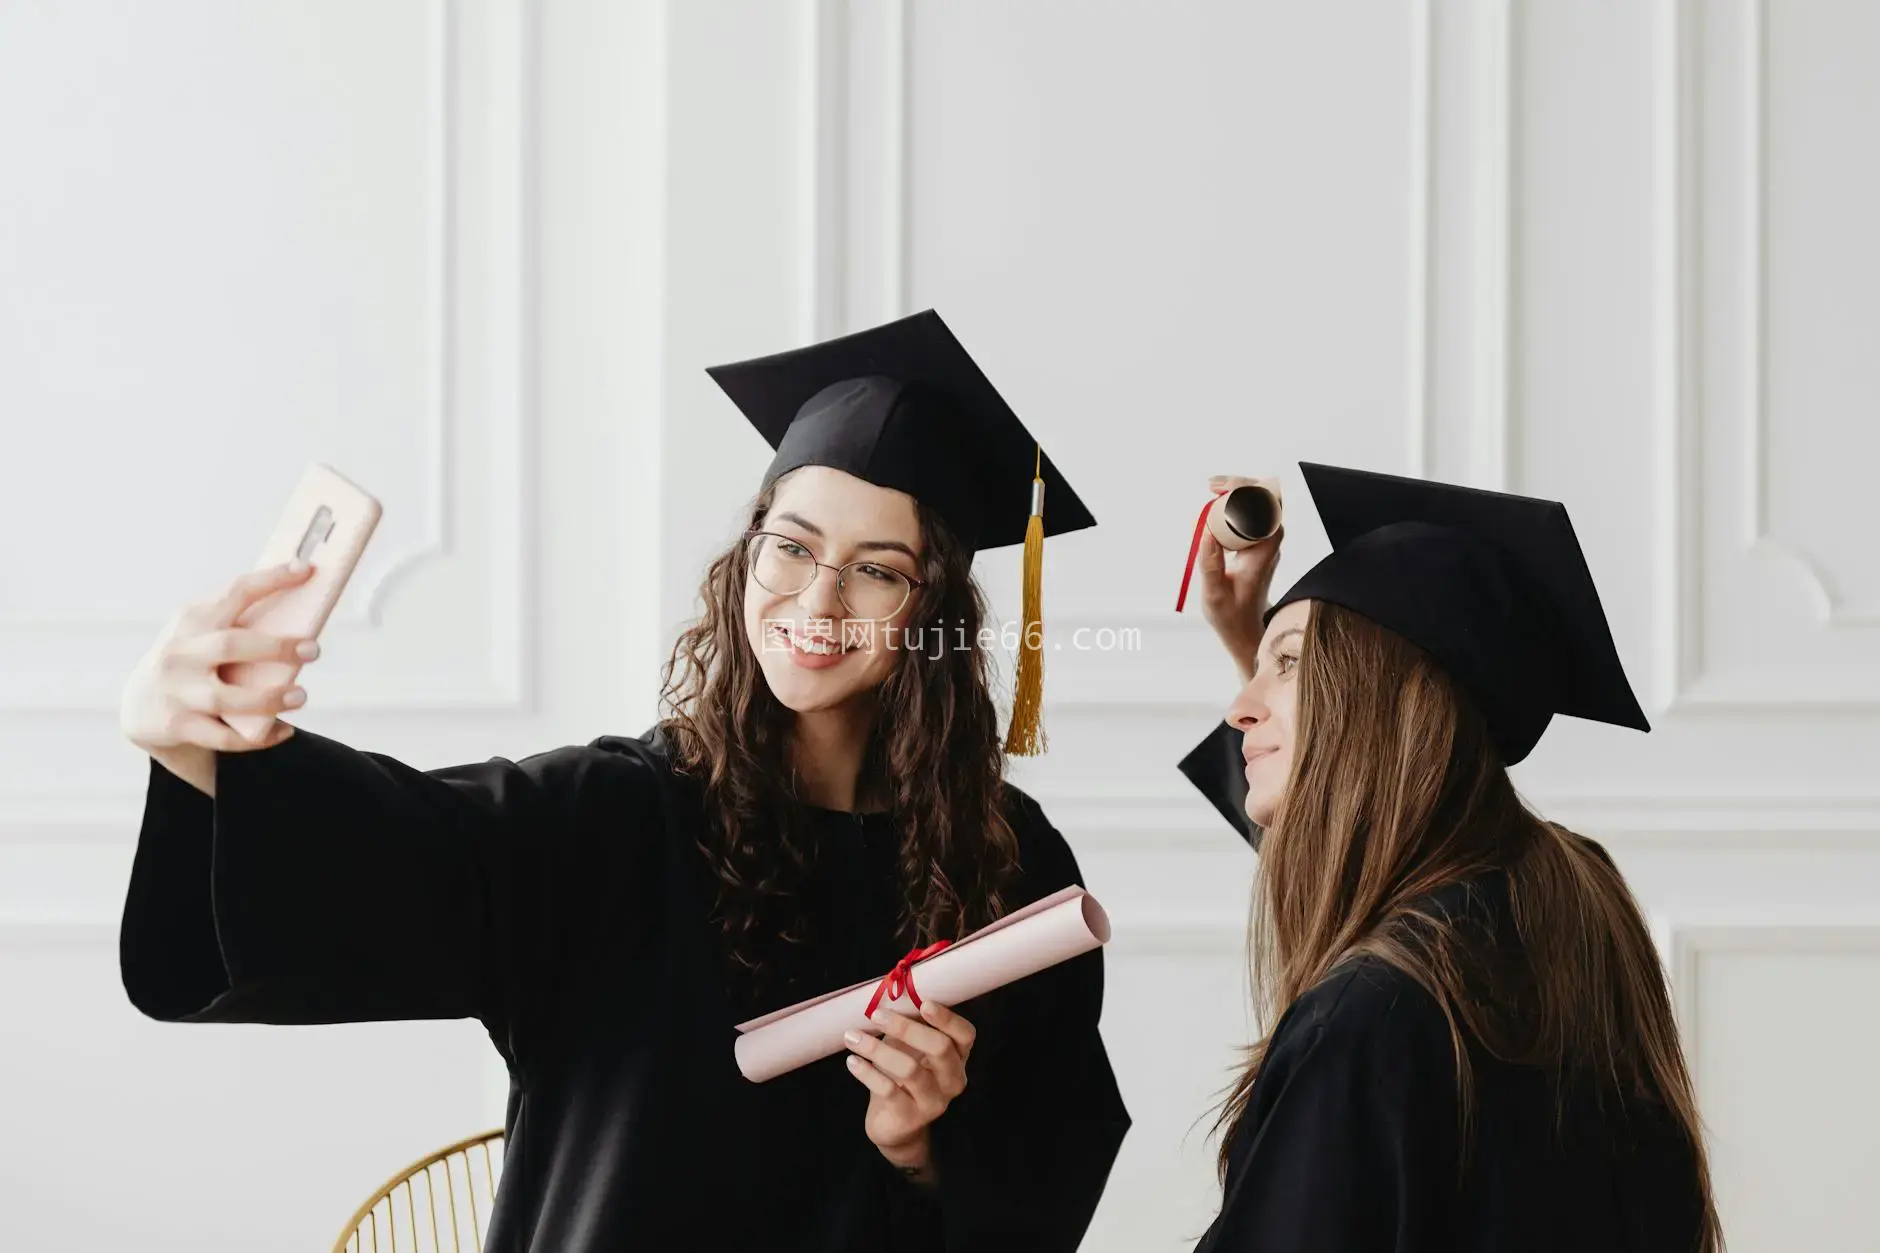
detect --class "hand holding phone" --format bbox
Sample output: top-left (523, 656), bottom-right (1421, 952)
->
top-left (220, 464), bottom-right (382, 741)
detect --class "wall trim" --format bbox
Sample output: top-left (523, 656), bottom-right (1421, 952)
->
top-left (801, 0), bottom-right (912, 341)
top-left (1471, 0), bottom-right (1518, 492)
top-left (1666, 917), bottom-right (1880, 1081)
top-left (0, 0), bottom-right (533, 717)
top-left (1656, 0), bottom-right (1880, 715)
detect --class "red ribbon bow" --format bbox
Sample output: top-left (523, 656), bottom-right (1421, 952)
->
top-left (1174, 492), bottom-right (1227, 613)
top-left (864, 940), bottom-right (954, 1019)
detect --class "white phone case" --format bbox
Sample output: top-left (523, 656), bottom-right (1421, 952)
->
top-left (222, 464), bottom-right (381, 742)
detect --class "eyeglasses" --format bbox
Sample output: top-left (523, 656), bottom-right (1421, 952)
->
top-left (743, 530), bottom-right (925, 621)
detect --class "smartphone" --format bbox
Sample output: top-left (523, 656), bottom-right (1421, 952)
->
top-left (222, 463), bottom-right (382, 742)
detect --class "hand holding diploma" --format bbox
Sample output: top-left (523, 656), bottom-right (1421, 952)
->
top-left (1186, 473), bottom-right (1287, 682)
top-left (733, 885), bottom-right (1111, 1083)
top-left (844, 998), bottom-right (977, 1180)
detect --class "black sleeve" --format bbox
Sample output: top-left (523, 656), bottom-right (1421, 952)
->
top-left (920, 795), bottom-right (1132, 1252)
top-left (1202, 965), bottom-right (1458, 1252)
top-left (118, 728), bottom-right (662, 1061)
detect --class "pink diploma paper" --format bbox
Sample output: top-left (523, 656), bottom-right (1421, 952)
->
top-left (733, 885), bottom-right (1111, 1083)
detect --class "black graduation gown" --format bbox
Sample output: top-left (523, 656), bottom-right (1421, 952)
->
top-left (119, 727), bottom-right (1129, 1251)
top-left (1194, 878), bottom-right (1706, 1253)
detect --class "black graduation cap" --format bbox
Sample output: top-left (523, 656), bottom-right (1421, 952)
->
top-left (1180, 462), bottom-right (1650, 848)
top-left (704, 309), bottom-right (1096, 552)
top-left (1178, 722), bottom-right (1262, 846)
top-left (706, 309), bottom-right (1095, 755)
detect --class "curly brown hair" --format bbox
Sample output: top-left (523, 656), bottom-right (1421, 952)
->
top-left (657, 471), bottom-right (1021, 1008)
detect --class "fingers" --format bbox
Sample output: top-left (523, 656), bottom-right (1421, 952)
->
top-left (1195, 530), bottom-right (1226, 580)
top-left (848, 1015), bottom-right (968, 1107)
top-left (217, 679), bottom-right (307, 716)
top-left (171, 712), bottom-right (295, 753)
top-left (202, 561), bottom-right (315, 628)
top-left (179, 677), bottom-right (307, 718)
top-left (875, 1007), bottom-right (959, 1062)
top-left (169, 629), bottom-right (318, 669)
top-left (846, 1054), bottom-right (899, 1099)
top-left (846, 1028), bottom-right (924, 1084)
top-left (916, 1001), bottom-right (977, 1058)
top-left (851, 1036), bottom-right (953, 1119)
top-left (1207, 474), bottom-right (1282, 501)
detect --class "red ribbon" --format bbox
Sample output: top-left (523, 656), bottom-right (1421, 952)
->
top-left (864, 940), bottom-right (954, 1019)
top-left (1174, 492), bottom-right (1226, 613)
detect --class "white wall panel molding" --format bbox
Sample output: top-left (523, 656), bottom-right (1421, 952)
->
top-left (1404, 0), bottom-right (1438, 481)
top-left (1666, 917), bottom-right (1880, 1079)
top-left (1655, 0), bottom-right (1880, 713)
top-left (0, 0), bottom-right (532, 721)
top-left (1731, 0), bottom-right (1878, 634)
top-left (800, 0), bottom-right (913, 341)
top-left (343, 0), bottom-right (460, 630)
top-left (1539, 793), bottom-right (1880, 837)
top-left (0, 919), bottom-right (113, 952)
top-left (15, 794), bottom-right (1875, 854)
top-left (0, 910), bottom-right (1247, 961)
top-left (1006, 0), bottom-right (1438, 668)
top-left (1035, 791), bottom-right (1880, 841)
top-left (1105, 915), bottom-right (1246, 959)
top-left (0, 809), bottom-right (142, 847)
top-left (1471, 0), bottom-right (1516, 492)
top-left (1662, 909), bottom-right (1880, 1248)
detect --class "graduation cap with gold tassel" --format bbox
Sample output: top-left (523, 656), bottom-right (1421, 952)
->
top-left (705, 310), bottom-right (1095, 755)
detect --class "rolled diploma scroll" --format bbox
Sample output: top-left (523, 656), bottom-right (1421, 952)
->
top-left (734, 885), bottom-right (1111, 1083)
top-left (1205, 483), bottom-right (1281, 550)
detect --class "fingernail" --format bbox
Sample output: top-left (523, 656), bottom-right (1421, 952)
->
top-left (296, 640), bottom-right (321, 661)
top-left (843, 1030), bottom-right (863, 1049)
top-left (846, 1055), bottom-right (861, 1072)
top-left (285, 559), bottom-right (309, 575)
top-left (283, 688), bottom-right (306, 708)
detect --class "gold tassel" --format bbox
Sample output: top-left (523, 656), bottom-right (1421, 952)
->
top-left (1005, 445), bottom-right (1047, 756)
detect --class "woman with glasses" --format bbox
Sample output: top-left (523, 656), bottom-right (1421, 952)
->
top-left (116, 311), bottom-right (1130, 1252)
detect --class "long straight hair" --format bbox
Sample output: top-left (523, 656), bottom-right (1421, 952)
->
top-left (1215, 602), bottom-right (1721, 1250)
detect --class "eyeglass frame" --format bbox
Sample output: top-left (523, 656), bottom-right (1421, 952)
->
top-left (741, 529), bottom-right (929, 621)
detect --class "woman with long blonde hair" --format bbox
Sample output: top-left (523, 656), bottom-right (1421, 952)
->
top-left (1178, 464), bottom-right (1720, 1252)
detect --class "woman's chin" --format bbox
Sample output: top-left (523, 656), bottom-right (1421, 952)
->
top-left (772, 688), bottom-right (845, 715)
top-left (759, 660), bottom-right (868, 714)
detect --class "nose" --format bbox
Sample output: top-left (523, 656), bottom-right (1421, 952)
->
top-left (795, 563), bottom-right (846, 621)
top-left (1225, 676), bottom-right (1268, 732)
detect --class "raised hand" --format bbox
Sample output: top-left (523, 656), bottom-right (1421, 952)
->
top-left (1195, 475), bottom-right (1286, 682)
top-left (119, 561), bottom-right (323, 792)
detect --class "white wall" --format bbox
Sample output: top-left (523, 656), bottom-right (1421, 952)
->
top-left (1, 1), bottom-right (1875, 1249)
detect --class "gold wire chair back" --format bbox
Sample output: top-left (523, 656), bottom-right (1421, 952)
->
top-left (331, 1129), bottom-right (506, 1253)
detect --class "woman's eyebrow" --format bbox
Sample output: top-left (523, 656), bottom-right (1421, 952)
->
top-left (772, 512), bottom-right (917, 560)
top-left (771, 511), bottom-right (823, 536)
top-left (853, 539), bottom-right (918, 559)
top-left (1267, 627), bottom-right (1304, 651)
